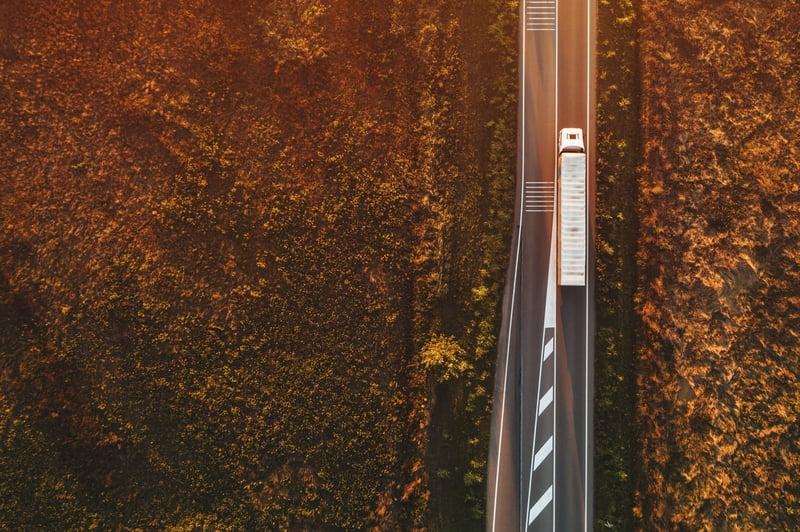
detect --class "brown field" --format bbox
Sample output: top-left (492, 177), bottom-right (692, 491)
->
top-left (637, 0), bottom-right (800, 528)
top-left (0, 1), bottom-right (516, 529)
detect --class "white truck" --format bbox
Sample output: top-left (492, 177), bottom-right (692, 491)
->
top-left (557, 128), bottom-right (587, 286)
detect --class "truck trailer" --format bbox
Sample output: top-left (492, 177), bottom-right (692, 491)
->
top-left (557, 128), bottom-right (587, 286)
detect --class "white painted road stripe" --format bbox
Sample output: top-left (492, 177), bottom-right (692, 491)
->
top-left (488, 1), bottom-right (529, 526)
top-left (552, 2), bottom-right (559, 528)
top-left (543, 337), bottom-right (554, 360)
top-left (534, 436), bottom-right (554, 470)
top-left (529, 486), bottom-right (553, 525)
top-left (525, 0), bottom-right (556, 31)
top-left (524, 182), bottom-right (555, 212)
top-left (585, 0), bottom-right (592, 529)
top-left (538, 386), bottom-right (554, 416)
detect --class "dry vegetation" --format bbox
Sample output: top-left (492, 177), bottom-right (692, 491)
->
top-left (0, 1), bottom-right (515, 529)
top-left (593, 0), bottom-right (639, 527)
top-left (637, 0), bottom-right (800, 528)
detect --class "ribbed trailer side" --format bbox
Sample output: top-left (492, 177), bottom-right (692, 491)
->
top-left (558, 153), bottom-right (586, 286)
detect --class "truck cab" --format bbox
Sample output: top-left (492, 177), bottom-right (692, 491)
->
top-left (558, 127), bottom-right (585, 154)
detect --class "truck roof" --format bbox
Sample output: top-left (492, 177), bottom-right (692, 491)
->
top-left (558, 147), bottom-right (586, 286)
top-left (558, 128), bottom-right (585, 154)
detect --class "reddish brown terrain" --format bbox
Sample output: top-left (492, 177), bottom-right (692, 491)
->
top-left (0, 1), bottom-right (516, 529)
top-left (9, 0), bottom-right (796, 529)
top-left (637, 0), bottom-right (800, 528)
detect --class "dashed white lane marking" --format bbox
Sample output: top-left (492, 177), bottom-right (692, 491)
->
top-left (529, 486), bottom-right (553, 524)
top-left (543, 337), bottom-right (554, 360)
top-left (534, 435), bottom-right (554, 470)
top-left (538, 386), bottom-right (554, 416)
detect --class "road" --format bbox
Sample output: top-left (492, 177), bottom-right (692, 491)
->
top-left (487, 0), bottom-right (595, 530)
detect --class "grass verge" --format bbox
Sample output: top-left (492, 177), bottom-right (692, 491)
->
top-left (593, 0), bottom-right (641, 529)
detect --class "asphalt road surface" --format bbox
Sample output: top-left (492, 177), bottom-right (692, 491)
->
top-left (487, 0), bottom-right (596, 530)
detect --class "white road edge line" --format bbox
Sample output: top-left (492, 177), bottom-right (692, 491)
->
top-left (490, 147), bottom-right (523, 532)
top-left (489, 1), bottom-right (527, 529)
top-left (552, 1), bottom-right (558, 530)
top-left (584, 0), bottom-right (591, 530)
top-left (489, 167), bottom-right (522, 532)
